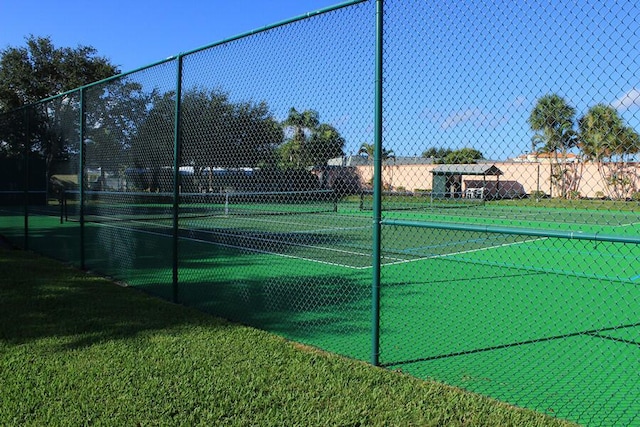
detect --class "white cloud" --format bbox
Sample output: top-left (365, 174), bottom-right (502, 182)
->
top-left (441, 109), bottom-right (482, 129)
top-left (440, 108), bottom-right (508, 130)
top-left (612, 88), bottom-right (640, 110)
top-left (507, 96), bottom-right (527, 109)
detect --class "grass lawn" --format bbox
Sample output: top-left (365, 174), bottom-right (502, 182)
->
top-left (0, 246), bottom-right (576, 426)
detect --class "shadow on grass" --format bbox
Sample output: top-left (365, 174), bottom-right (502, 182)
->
top-left (0, 211), bottom-right (376, 361)
top-left (0, 246), bottom-right (238, 350)
top-left (0, 224), bottom-right (374, 359)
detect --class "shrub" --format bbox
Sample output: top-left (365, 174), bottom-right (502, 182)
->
top-left (529, 190), bottom-right (547, 200)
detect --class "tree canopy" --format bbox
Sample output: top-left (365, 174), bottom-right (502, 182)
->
top-left (528, 94), bottom-right (578, 156)
top-left (579, 104), bottom-right (639, 162)
top-left (421, 146), bottom-right (483, 164)
top-left (0, 36), bottom-right (119, 112)
top-left (357, 142), bottom-right (395, 163)
top-left (422, 147), bottom-right (452, 161)
top-left (177, 89), bottom-right (283, 170)
top-left (529, 93), bottom-right (640, 199)
top-left (279, 108), bottom-right (345, 168)
top-left (578, 103), bottom-right (640, 198)
top-left (0, 37), bottom-right (348, 193)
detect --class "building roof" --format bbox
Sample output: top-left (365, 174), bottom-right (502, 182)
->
top-left (327, 155), bottom-right (437, 167)
top-left (431, 164), bottom-right (503, 176)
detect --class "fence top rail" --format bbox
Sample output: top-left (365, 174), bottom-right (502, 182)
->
top-left (382, 219), bottom-right (640, 245)
top-left (0, 0), bottom-right (368, 115)
top-left (179, 0), bottom-right (368, 58)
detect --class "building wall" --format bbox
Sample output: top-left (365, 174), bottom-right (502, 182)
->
top-left (355, 162), bottom-right (639, 198)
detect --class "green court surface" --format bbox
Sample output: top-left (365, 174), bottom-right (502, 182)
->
top-left (1, 200), bottom-right (639, 425)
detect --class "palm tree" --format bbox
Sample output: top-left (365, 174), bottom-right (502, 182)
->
top-left (357, 142), bottom-right (395, 189)
top-left (281, 108), bottom-right (319, 168)
top-left (528, 94), bottom-right (578, 198)
top-left (579, 104), bottom-right (640, 199)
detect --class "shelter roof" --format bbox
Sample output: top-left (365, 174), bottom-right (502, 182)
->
top-left (431, 164), bottom-right (503, 176)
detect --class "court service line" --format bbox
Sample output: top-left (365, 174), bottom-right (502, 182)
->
top-left (90, 220), bottom-right (373, 270)
top-left (183, 234), bottom-right (369, 270)
top-left (379, 237), bottom-right (548, 268)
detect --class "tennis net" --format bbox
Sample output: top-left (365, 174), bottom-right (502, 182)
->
top-left (359, 190), bottom-right (485, 212)
top-left (63, 189), bottom-right (337, 223)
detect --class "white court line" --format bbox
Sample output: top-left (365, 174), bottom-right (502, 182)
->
top-left (184, 234), bottom-right (370, 270)
top-left (198, 214), bottom-right (371, 235)
top-left (616, 221), bottom-right (640, 228)
top-left (89, 220), bottom-right (374, 270)
top-left (379, 237), bottom-right (548, 268)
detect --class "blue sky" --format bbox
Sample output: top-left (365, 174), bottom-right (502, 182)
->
top-left (0, 0), bottom-right (341, 72)
top-left (2, 0), bottom-right (640, 160)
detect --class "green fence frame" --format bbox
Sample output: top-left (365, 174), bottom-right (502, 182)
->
top-left (1, 1), bottom-right (639, 424)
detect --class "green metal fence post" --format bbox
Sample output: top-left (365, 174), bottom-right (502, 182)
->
top-left (172, 55), bottom-right (184, 304)
top-left (371, 0), bottom-right (384, 367)
top-left (23, 107), bottom-right (29, 250)
top-left (79, 88), bottom-right (86, 270)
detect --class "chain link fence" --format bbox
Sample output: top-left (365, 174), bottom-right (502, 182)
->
top-left (1, 1), bottom-right (639, 424)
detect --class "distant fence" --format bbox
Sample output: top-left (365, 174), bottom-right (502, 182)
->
top-left (1, 1), bottom-right (639, 425)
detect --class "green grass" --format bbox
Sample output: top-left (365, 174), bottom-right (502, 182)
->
top-left (0, 246), bottom-right (576, 426)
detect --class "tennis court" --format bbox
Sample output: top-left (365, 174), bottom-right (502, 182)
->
top-left (175, 199), bottom-right (638, 424)
top-left (3, 1), bottom-right (640, 423)
top-left (2, 187), bottom-right (639, 425)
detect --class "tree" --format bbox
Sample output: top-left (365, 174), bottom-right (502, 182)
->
top-left (143, 88), bottom-right (283, 192)
top-left (307, 123), bottom-right (345, 166)
top-left (357, 142), bottom-right (396, 189)
top-left (0, 36), bottom-right (119, 112)
top-left (421, 147), bottom-right (452, 163)
top-left (579, 104), bottom-right (640, 199)
top-left (421, 147), bottom-right (482, 164)
top-left (279, 108), bottom-right (345, 168)
top-left (0, 36), bottom-right (121, 192)
top-left (528, 94), bottom-right (579, 198)
top-left (357, 142), bottom-right (395, 163)
top-left (280, 108), bottom-right (319, 168)
top-left (443, 147), bottom-right (483, 164)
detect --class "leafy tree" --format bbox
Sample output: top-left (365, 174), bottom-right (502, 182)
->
top-left (0, 36), bottom-right (120, 191)
top-left (421, 147), bottom-right (482, 164)
top-left (279, 108), bottom-right (344, 168)
top-left (82, 79), bottom-right (151, 190)
top-left (421, 147), bottom-right (452, 163)
top-left (178, 89), bottom-right (282, 167)
top-left (579, 104), bottom-right (640, 199)
top-left (280, 108), bottom-right (319, 168)
top-left (134, 88), bottom-right (283, 192)
top-left (0, 36), bottom-right (119, 112)
top-left (357, 142), bottom-right (375, 161)
top-left (443, 147), bottom-right (483, 164)
top-left (307, 123), bottom-right (345, 166)
top-left (528, 94), bottom-right (579, 198)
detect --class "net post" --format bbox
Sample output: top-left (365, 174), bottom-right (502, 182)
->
top-left (371, 0), bottom-right (384, 367)
top-left (172, 54), bottom-right (184, 304)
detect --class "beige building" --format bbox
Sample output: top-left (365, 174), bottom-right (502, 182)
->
top-left (347, 156), bottom-right (639, 199)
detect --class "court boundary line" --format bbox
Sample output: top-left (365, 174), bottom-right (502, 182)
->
top-left (62, 215), bottom-right (640, 280)
top-left (381, 321), bottom-right (640, 368)
top-left (379, 237), bottom-right (546, 268)
top-left (86, 219), bottom-right (375, 270)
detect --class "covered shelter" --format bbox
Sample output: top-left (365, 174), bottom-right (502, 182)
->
top-left (431, 164), bottom-right (503, 199)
